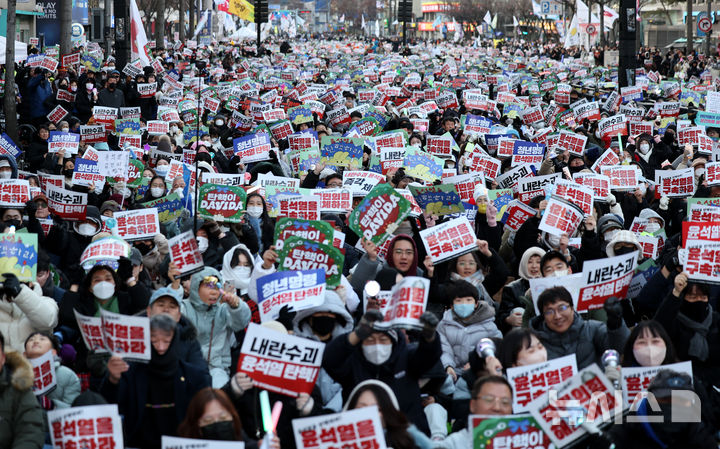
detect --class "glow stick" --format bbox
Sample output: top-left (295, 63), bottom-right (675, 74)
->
top-left (259, 390), bottom-right (272, 433)
top-left (270, 401), bottom-right (283, 432)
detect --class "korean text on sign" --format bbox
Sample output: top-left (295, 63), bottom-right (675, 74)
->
top-left (292, 406), bottom-right (387, 449)
top-left (506, 354), bottom-right (578, 413)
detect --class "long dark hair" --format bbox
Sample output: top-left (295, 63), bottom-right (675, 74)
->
top-left (622, 320), bottom-right (677, 367)
top-left (346, 384), bottom-right (415, 449)
top-left (498, 328), bottom-right (543, 369)
top-left (177, 388), bottom-right (243, 440)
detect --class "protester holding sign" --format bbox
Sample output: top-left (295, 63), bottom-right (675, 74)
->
top-left (23, 331), bottom-right (81, 409)
top-left (498, 247), bottom-right (546, 332)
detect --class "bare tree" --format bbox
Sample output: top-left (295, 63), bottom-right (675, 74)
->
top-left (156, 0), bottom-right (166, 48)
top-left (4, 0), bottom-right (17, 141)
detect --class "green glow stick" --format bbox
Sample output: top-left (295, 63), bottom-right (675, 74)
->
top-left (260, 390), bottom-right (272, 433)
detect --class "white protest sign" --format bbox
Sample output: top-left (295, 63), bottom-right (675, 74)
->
top-left (30, 350), bottom-right (57, 396)
top-left (48, 405), bottom-right (124, 449)
top-left (292, 406), bottom-right (387, 449)
top-left (419, 216), bottom-right (477, 263)
top-left (621, 361), bottom-right (693, 407)
top-left (162, 436), bottom-right (244, 449)
top-left (538, 197), bottom-right (585, 237)
top-left (528, 273), bottom-right (584, 315)
top-left (113, 208), bottom-right (161, 241)
top-left (506, 354), bottom-right (578, 413)
top-left (576, 251), bottom-right (638, 312)
top-left (374, 276), bottom-right (429, 330)
top-left (168, 230), bottom-right (204, 276)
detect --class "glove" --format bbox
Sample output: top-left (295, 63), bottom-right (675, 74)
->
top-left (296, 392), bottom-right (314, 416)
top-left (1, 273), bottom-right (22, 299)
top-left (354, 310), bottom-right (384, 341)
top-left (605, 194), bottom-right (617, 207)
top-left (603, 296), bottom-right (624, 330)
top-left (661, 248), bottom-right (680, 272)
top-left (419, 311), bottom-right (440, 342)
top-left (204, 220), bottom-right (222, 239)
top-left (116, 257), bottom-right (134, 285)
top-left (66, 264), bottom-right (86, 286)
top-left (230, 372), bottom-right (254, 397)
top-left (276, 305), bottom-right (296, 332)
top-left (659, 195), bottom-right (669, 211)
top-left (604, 365), bottom-right (622, 384)
top-left (24, 200), bottom-right (37, 220)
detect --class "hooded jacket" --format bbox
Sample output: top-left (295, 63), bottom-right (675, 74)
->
top-left (0, 154), bottom-right (19, 179)
top-left (0, 351), bottom-right (45, 448)
top-left (499, 247), bottom-right (546, 332)
top-left (0, 283), bottom-right (59, 353)
top-left (438, 304), bottom-right (502, 370)
top-left (529, 312), bottom-right (629, 369)
top-left (293, 290), bottom-right (354, 412)
top-left (180, 267), bottom-right (251, 375)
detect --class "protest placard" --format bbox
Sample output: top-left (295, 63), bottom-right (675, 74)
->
top-left (257, 270), bottom-right (326, 322)
top-left (538, 197), bottom-right (584, 237)
top-left (577, 251), bottom-right (638, 312)
top-left (409, 184), bottom-right (465, 216)
top-left (372, 276), bottom-right (429, 330)
top-left (518, 173), bottom-right (560, 204)
top-left (469, 414), bottom-right (552, 449)
top-left (527, 364), bottom-right (623, 448)
top-left (278, 196), bottom-right (321, 221)
top-left (257, 173), bottom-right (301, 190)
top-left (0, 179), bottom-right (31, 207)
top-left (111, 208), bottom-right (160, 242)
top-left (162, 436), bottom-right (244, 449)
top-left (512, 141), bottom-right (546, 166)
top-left (310, 188), bottom-right (352, 213)
top-left (79, 124), bottom-right (106, 143)
top-left (79, 236), bottom-right (130, 268)
top-left (292, 406), bottom-right (387, 449)
top-left (349, 183), bottom-right (411, 245)
top-left (553, 179), bottom-right (594, 216)
top-left (420, 217), bottom-right (477, 263)
top-left (201, 172), bottom-right (246, 187)
top-left (278, 237), bottom-right (344, 287)
top-left (274, 218), bottom-right (334, 252)
top-left (320, 136), bottom-right (364, 167)
top-left (572, 172), bottom-right (611, 200)
top-left (600, 165), bottom-right (640, 191)
top-left (502, 200), bottom-right (537, 232)
top-left (47, 105), bottom-right (69, 124)
top-left (233, 132), bottom-right (272, 163)
top-left (403, 148), bottom-right (444, 182)
top-left (74, 309), bottom-right (151, 360)
top-left (528, 273), bottom-right (584, 314)
top-left (342, 170), bottom-right (385, 196)
top-left (506, 355), bottom-right (578, 413)
top-left (48, 405), bottom-right (124, 449)
top-left (197, 184), bottom-right (247, 223)
top-left (142, 192), bottom-right (184, 223)
top-left (238, 323), bottom-right (325, 397)
top-left (0, 133), bottom-right (22, 158)
top-left (655, 168), bottom-right (696, 198)
top-left (0, 232), bottom-right (37, 282)
top-left (167, 231), bottom-right (204, 276)
top-left (679, 240), bottom-right (720, 283)
top-left (30, 350), bottom-right (56, 396)
top-left (48, 131), bottom-right (80, 154)
top-left (46, 184), bottom-right (87, 221)
top-left (621, 361), bottom-right (693, 407)
top-left (96, 151), bottom-right (130, 178)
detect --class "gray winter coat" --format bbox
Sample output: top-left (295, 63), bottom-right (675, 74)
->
top-left (530, 312), bottom-right (629, 369)
top-left (437, 305), bottom-right (502, 369)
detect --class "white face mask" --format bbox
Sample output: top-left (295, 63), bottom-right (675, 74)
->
top-left (695, 168), bottom-right (705, 178)
top-left (197, 236), bottom-right (209, 253)
top-left (633, 344), bottom-right (666, 367)
top-left (362, 343), bottom-right (393, 365)
top-left (215, 119), bottom-right (224, 126)
top-left (170, 126), bottom-right (179, 133)
top-left (603, 229), bottom-right (619, 242)
top-left (638, 143), bottom-right (650, 154)
top-left (553, 269), bottom-right (569, 277)
top-left (0, 171), bottom-right (11, 179)
top-left (78, 223), bottom-right (97, 236)
top-left (86, 83), bottom-right (94, 90)
top-left (246, 205), bottom-right (263, 218)
top-left (61, 127), bottom-right (70, 133)
top-left (232, 266), bottom-right (251, 290)
top-left (174, 188), bottom-right (185, 199)
top-left (645, 222), bottom-right (661, 233)
top-left (150, 187), bottom-right (165, 198)
top-left (155, 165), bottom-right (169, 177)
top-left (92, 281), bottom-right (115, 300)
top-left (546, 233), bottom-right (561, 249)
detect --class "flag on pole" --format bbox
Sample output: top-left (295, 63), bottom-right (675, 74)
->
top-left (491, 13), bottom-right (498, 29)
top-left (193, 11), bottom-right (209, 38)
top-left (362, 14), bottom-right (366, 29)
top-left (129, 0), bottom-right (151, 66)
top-left (339, 14), bottom-right (345, 23)
top-left (375, 19), bottom-right (380, 37)
top-left (228, 0), bottom-right (254, 21)
top-left (483, 11), bottom-right (492, 25)
top-left (513, 16), bottom-right (519, 26)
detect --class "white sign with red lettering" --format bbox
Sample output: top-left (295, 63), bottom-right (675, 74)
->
top-left (465, 153), bottom-right (501, 180)
top-left (591, 148), bottom-right (621, 173)
top-left (168, 231), bottom-right (204, 276)
top-left (637, 234), bottom-right (661, 259)
top-left (507, 355), bottom-right (578, 413)
top-left (239, 323), bottom-right (325, 397)
top-left (147, 120), bottom-right (170, 136)
top-left (279, 196), bottom-right (321, 220)
top-left (375, 276), bottom-right (429, 330)
top-left (0, 179), bottom-right (31, 207)
top-left (310, 188), bottom-right (352, 213)
top-left (30, 350), bottom-right (57, 396)
top-left (553, 179), bottom-right (594, 216)
top-left (655, 168), bottom-right (695, 198)
top-left (529, 273), bottom-right (584, 314)
top-left (518, 173), bottom-right (560, 204)
top-left (342, 170), bottom-right (385, 196)
top-left (443, 173), bottom-right (484, 203)
top-left (679, 240), bottom-right (720, 283)
top-left (573, 172), bottom-right (611, 200)
top-left (292, 406), bottom-right (387, 449)
top-left (706, 162), bottom-right (720, 186)
top-left (600, 165), bottom-right (640, 191)
top-left (538, 197), bottom-right (585, 237)
top-left (419, 217), bottom-right (477, 263)
top-left (113, 208), bottom-right (160, 241)
top-left (48, 405), bottom-right (124, 449)
top-left (577, 251), bottom-right (638, 312)
top-left (558, 131), bottom-right (587, 155)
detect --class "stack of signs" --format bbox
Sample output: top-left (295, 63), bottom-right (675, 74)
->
top-left (527, 365), bottom-right (625, 448)
top-left (506, 354), bottom-right (578, 413)
top-left (470, 414), bottom-right (552, 449)
top-left (74, 310), bottom-right (151, 361)
top-left (374, 276), bottom-right (430, 330)
top-left (278, 237), bottom-right (344, 287)
top-left (409, 184), bottom-right (465, 216)
top-left (349, 183), bottom-right (411, 245)
top-left (168, 231), bottom-right (204, 276)
top-left (538, 197), bottom-right (585, 237)
top-left (621, 361), bottom-right (693, 407)
top-left (256, 269), bottom-right (326, 322)
top-left (0, 233), bottom-right (37, 282)
top-left (292, 406), bottom-right (387, 449)
top-left (274, 218), bottom-right (334, 251)
top-left (48, 405), bottom-right (124, 449)
top-left (238, 323), bottom-right (324, 397)
top-left (197, 184), bottom-right (247, 222)
top-left (420, 217), bottom-right (477, 263)
top-left (113, 208), bottom-right (160, 241)
top-left (30, 351), bottom-right (56, 396)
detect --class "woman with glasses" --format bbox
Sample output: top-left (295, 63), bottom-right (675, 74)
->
top-left (180, 267), bottom-right (251, 388)
top-left (529, 286), bottom-right (629, 370)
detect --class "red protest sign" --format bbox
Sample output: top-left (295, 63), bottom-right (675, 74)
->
top-left (503, 200), bottom-right (537, 232)
top-left (238, 323), bottom-right (324, 397)
top-left (682, 221), bottom-right (720, 246)
top-left (46, 184), bottom-right (87, 221)
top-left (680, 241), bottom-right (720, 283)
top-left (47, 105), bottom-right (69, 124)
top-left (538, 197), bottom-right (584, 237)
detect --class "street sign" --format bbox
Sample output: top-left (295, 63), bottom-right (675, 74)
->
top-left (540, 0), bottom-right (563, 16)
top-left (699, 16), bottom-right (712, 34)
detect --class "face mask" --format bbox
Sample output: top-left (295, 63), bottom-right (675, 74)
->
top-left (199, 420), bottom-right (235, 441)
top-left (215, 119), bottom-right (224, 126)
top-left (197, 236), bottom-right (209, 253)
top-left (638, 184), bottom-right (647, 196)
top-left (614, 246), bottom-right (636, 256)
top-left (453, 303), bottom-right (475, 318)
top-left (86, 83), bottom-right (93, 90)
top-left (695, 168), bottom-right (705, 177)
top-left (645, 222), bottom-right (661, 233)
top-left (0, 171), bottom-right (11, 179)
top-left (174, 189), bottom-right (185, 199)
top-left (246, 205), bottom-right (263, 218)
top-left (62, 169), bottom-right (74, 178)
top-left (170, 126), bottom-right (179, 133)
top-left (4, 219), bottom-right (20, 228)
top-left (603, 229), bottom-right (619, 242)
top-left (638, 143), bottom-right (650, 154)
top-left (568, 164), bottom-right (585, 174)
top-left (78, 223), bottom-right (97, 236)
top-left (232, 266), bottom-right (251, 290)
top-left (92, 281), bottom-right (115, 300)
top-left (155, 165), bottom-right (169, 177)
top-left (310, 316), bottom-right (336, 336)
top-left (477, 202), bottom-right (488, 214)
top-left (107, 82), bottom-right (116, 90)
top-left (553, 269), bottom-right (569, 277)
top-left (547, 233), bottom-right (561, 248)
top-left (70, 86), bottom-right (77, 92)
top-left (633, 344), bottom-right (666, 367)
top-left (150, 187), bottom-right (165, 198)
top-left (362, 343), bottom-right (393, 365)
top-left (61, 127), bottom-right (69, 133)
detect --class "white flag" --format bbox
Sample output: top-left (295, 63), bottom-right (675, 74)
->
top-left (339, 14), bottom-right (345, 23)
top-left (513, 16), bottom-right (519, 27)
top-left (362, 14), bottom-right (366, 29)
top-left (129, 0), bottom-right (151, 66)
top-left (483, 11), bottom-right (492, 25)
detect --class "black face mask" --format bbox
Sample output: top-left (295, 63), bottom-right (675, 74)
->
top-left (568, 164), bottom-right (585, 174)
top-left (62, 169), bottom-right (74, 178)
top-left (200, 420), bottom-right (236, 441)
top-left (309, 316), bottom-right (336, 337)
top-left (4, 219), bottom-right (21, 229)
top-left (614, 246), bottom-right (636, 256)
top-left (107, 82), bottom-right (117, 90)
top-left (136, 242), bottom-right (153, 255)
top-left (680, 299), bottom-right (709, 322)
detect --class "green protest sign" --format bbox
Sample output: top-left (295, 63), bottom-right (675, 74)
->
top-left (348, 183), bottom-right (411, 245)
top-left (278, 236), bottom-right (344, 287)
top-left (197, 184), bottom-right (247, 223)
top-left (273, 218), bottom-right (335, 251)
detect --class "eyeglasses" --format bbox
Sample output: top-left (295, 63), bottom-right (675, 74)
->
top-left (543, 304), bottom-right (570, 317)
top-left (474, 395), bottom-right (513, 407)
top-left (35, 202), bottom-right (48, 209)
top-left (393, 249), bottom-right (414, 256)
top-left (198, 414), bottom-right (233, 427)
top-left (326, 183), bottom-right (342, 188)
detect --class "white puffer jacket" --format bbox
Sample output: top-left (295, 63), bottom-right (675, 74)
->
top-left (0, 283), bottom-right (59, 353)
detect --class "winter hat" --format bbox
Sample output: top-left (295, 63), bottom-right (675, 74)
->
top-left (100, 200), bottom-right (120, 215)
top-left (606, 230), bottom-right (642, 257)
top-left (473, 183), bottom-right (489, 202)
top-left (518, 247), bottom-right (546, 280)
top-left (149, 286), bottom-right (182, 306)
top-left (597, 214), bottom-right (624, 235)
top-left (157, 139), bottom-right (172, 153)
top-left (198, 161), bottom-right (216, 174)
top-left (342, 379), bottom-right (400, 411)
top-left (262, 321), bottom-right (288, 334)
top-left (0, 160), bottom-right (10, 169)
top-left (638, 208), bottom-right (665, 229)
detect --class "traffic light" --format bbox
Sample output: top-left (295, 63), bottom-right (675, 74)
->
top-left (255, 0), bottom-right (268, 23)
top-left (398, 0), bottom-right (412, 23)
